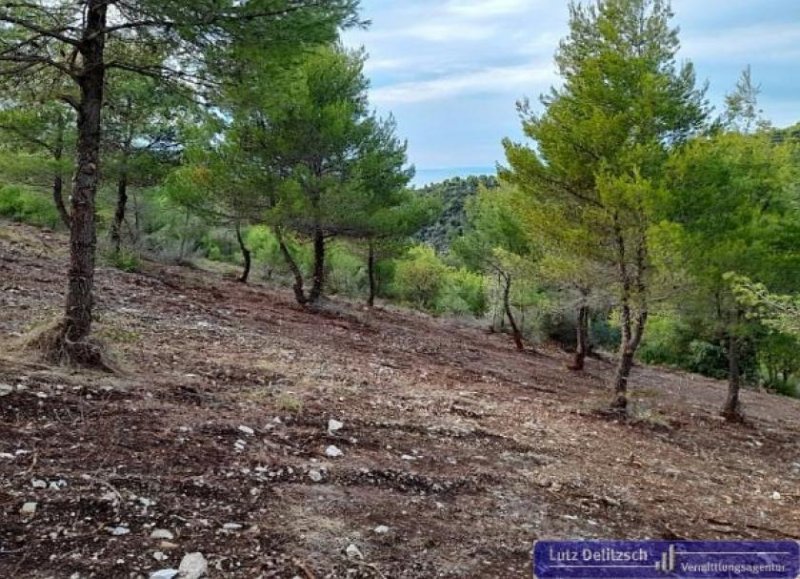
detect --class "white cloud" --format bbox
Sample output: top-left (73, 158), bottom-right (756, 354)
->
top-left (682, 22), bottom-right (800, 63)
top-left (402, 21), bottom-right (498, 42)
top-left (371, 62), bottom-right (556, 104)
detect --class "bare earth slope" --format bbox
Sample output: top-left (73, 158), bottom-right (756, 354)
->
top-left (1, 221), bottom-right (799, 578)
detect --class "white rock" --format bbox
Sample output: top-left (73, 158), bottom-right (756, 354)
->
top-left (31, 478), bottom-right (47, 489)
top-left (345, 544), bottom-right (363, 560)
top-left (110, 526), bottom-right (130, 536)
top-left (149, 570), bottom-right (179, 579)
top-left (153, 551), bottom-right (168, 562)
top-left (20, 502), bottom-right (37, 515)
top-left (178, 552), bottom-right (208, 579)
top-left (327, 419), bottom-right (344, 434)
top-left (401, 455), bottom-right (416, 461)
top-left (238, 425), bottom-right (255, 436)
top-left (222, 523), bottom-right (243, 531)
top-left (308, 470), bottom-right (323, 483)
top-left (374, 525), bottom-right (390, 534)
top-left (325, 445), bottom-right (343, 458)
top-left (0, 453), bottom-right (14, 460)
top-left (150, 529), bottom-right (175, 540)
top-left (772, 491), bottom-right (782, 501)
top-left (0, 384), bottom-right (13, 397)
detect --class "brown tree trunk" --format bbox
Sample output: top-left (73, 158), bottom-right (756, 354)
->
top-left (59, 0), bottom-right (107, 364)
top-left (571, 305), bottom-right (589, 371)
top-left (235, 222), bottom-right (251, 284)
top-left (276, 228), bottom-right (308, 305)
top-left (721, 333), bottom-right (744, 422)
top-left (110, 167), bottom-right (128, 256)
top-left (308, 226), bottom-right (325, 305)
top-left (502, 274), bottom-right (524, 351)
top-left (367, 240), bottom-right (376, 308)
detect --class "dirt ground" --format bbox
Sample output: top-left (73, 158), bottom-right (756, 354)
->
top-left (1, 221), bottom-right (799, 579)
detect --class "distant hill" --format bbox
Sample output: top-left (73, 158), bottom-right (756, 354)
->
top-left (416, 175), bottom-right (499, 253)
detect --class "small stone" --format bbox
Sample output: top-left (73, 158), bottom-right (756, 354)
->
top-left (0, 384), bottom-right (13, 397)
top-left (327, 419), bottom-right (344, 434)
top-left (374, 525), bottom-right (390, 534)
top-left (20, 502), bottom-right (37, 516)
top-left (153, 551), bottom-right (168, 562)
top-left (222, 523), bottom-right (243, 531)
top-left (325, 445), bottom-right (343, 458)
top-left (110, 526), bottom-right (130, 536)
top-left (238, 425), bottom-right (255, 436)
top-left (401, 455), bottom-right (416, 461)
top-left (772, 491), bottom-right (782, 501)
top-left (31, 478), bottom-right (47, 489)
top-left (308, 470), bottom-right (323, 483)
top-left (178, 552), bottom-right (208, 579)
top-left (149, 570), bottom-right (179, 579)
top-left (345, 544), bottom-right (363, 560)
top-left (150, 529), bottom-right (175, 540)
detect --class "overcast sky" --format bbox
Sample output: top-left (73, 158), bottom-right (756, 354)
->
top-left (342, 0), bottom-right (800, 185)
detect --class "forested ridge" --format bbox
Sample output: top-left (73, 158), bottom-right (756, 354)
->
top-left (0, 0), bottom-right (799, 577)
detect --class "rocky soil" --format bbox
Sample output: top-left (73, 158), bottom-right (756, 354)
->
top-left (1, 221), bottom-right (799, 578)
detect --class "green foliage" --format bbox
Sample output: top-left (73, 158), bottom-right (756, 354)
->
top-left (0, 185), bottom-right (61, 228)
top-left (105, 248), bottom-right (141, 273)
top-left (391, 245), bottom-right (486, 316)
top-left (637, 314), bottom-right (693, 367)
top-left (417, 176), bottom-right (498, 252)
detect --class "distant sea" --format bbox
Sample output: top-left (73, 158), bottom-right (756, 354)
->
top-left (412, 166), bottom-right (497, 187)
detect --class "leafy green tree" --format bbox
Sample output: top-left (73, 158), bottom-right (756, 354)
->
top-left (0, 98), bottom-right (74, 227)
top-left (0, 0), bottom-right (359, 365)
top-left (502, 0), bottom-right (707, 411)
top-left (662, 132), bottom-right (800, 419)
top-left (454, 183), bottom-right (536, 351)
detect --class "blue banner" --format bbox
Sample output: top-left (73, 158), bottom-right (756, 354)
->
top-left (533, 541), bottom-right (799, 578)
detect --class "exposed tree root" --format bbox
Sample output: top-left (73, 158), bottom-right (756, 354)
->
top-left (19, 319), bottom-right (117, 373)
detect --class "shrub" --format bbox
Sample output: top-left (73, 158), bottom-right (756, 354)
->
top-left (638, 314), bottom-right (693, 367)
top-left (435, 268), bottom-right (486, 316)
top-left (0, 185), bottom-right (61, 229)
top-left (392, 245), bottom-right (449, 309)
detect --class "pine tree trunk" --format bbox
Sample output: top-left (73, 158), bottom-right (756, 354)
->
top-left (110, 168), bottom-right (128, 256)
top-left (502, 274), bottom-right (524, 351)
top-left (308, 227), bottom-right (325, 304)
top-left (367, 240), bottom-right (376, 308)
top-left (52, 119), bottom-right (69, 228)
top-left (235, 222), bottom-right (251, 284)
top-left (276, 228), bottom-right (308, 305)
top-left (721, 333), bottom-right (744, 422)
top-left (571, 305), bottom-right (589, 371)
top-left (60, 0), bottom-right (107, 361)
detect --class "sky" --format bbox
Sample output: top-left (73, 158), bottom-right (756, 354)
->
top-left (342, 0), bottom-right (800, 186)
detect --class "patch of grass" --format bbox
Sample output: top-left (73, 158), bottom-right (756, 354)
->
top-left (275, 392), bottom-right (303, 414)
top-left (96, 325), bottom-right (141, 345)
top-left (104, 248), bottom-right (141, 273)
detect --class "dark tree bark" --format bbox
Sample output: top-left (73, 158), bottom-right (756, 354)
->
top-left (502, 273), bottom-right (524, 351)
top-left (52, 117), bottom-right (70, 228)
top-left (276, 227), bottom-right (308, 305)
top-left (235, 222), bottom-right (251, 284)
top-left (60, 0), bottom-right (108, 363)
top-left (109, 165), bottom-right (128, 255)
top-left (367, 240), bottom-right (376, 308)
top-left (721, 333), bottom-right (744, 422)
top-left (571, 304), bottom-right (590, 371)
top-left (308, 226), bottom-right (325, 304)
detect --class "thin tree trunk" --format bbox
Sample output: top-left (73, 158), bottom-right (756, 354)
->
top-left (308, 226), bottom-right (325, 304)
top-left (52, 118), bottom-right (70, 228)
top-left (721, 333), bottom-right (744, 421)
top-left (110, 166), bottom-right (128, 255)
top-left (502, 274), bottom-right (524, 351)
top-left (571, 305), bottom-right (589, 371)
top-left (367, 239), bottom-right (376, 308)
top-left (276, 228), bottom-right (308, 305)
top-left (235, 222), bottom-right (251, 284)
top-left (60, 0), bottom-right (107, 362)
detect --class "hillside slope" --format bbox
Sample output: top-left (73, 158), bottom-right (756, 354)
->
top-left (1, 221), bottom-right (799, 579)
